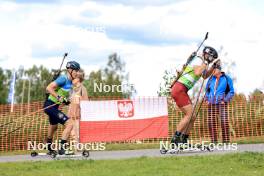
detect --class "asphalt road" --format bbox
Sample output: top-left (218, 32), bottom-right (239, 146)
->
top-left (0, 144), bottom-right (263, 163)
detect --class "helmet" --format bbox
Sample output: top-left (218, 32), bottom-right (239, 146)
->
top-left (203, 46), bottom-right (218, 59)
top-left (66, 61), bottom-right (80, 70)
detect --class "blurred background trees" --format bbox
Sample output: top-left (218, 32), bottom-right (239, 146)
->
top-left (0, 53), bottom-right (135, 104)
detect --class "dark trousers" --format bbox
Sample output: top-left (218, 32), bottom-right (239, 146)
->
top-left (208, 103), bottom-right (230, 143)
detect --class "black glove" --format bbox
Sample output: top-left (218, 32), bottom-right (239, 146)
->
top-left (57, 96), bottom-right (70, 105)
top-left (186, 52), bottom-right (196, 65)
top-left (62, 98), bottom-right (70, 105)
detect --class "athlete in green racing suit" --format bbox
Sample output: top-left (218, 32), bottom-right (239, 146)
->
top-left (44, 61), bottom-right (80, 155)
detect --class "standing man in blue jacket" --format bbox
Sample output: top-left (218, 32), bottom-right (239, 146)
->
top-left (205, 61), bottom-right (234, 143)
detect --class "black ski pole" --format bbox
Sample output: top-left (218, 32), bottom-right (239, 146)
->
top-left (53, 52), bottom-right (68, 81)
top-left (194, 75), bottom-right (214, 119)
top-left (171, 32), bottom-right (209, 88)
top-left (45, 53), bottom-right (68, 100)
top-left (195, 32), bottom-right (208, 54)
top-left (0, 103), bottom-right (57, 135)
top-left (183, 72), bottom-right (207, 135)
top-left (184, 69), bottom-right (215, 135)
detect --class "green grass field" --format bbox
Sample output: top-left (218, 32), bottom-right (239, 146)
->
top-left (0, 152), bottom-right (263, 176)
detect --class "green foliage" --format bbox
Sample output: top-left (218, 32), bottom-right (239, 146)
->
top-left (250, 89), bottom-right (263, 97)
top-left (157, 69), bottom-right (176, 97)
top-left (14, 65), bottom-right (53, 103)
top-left (0, 68), bottom-right (10, 104)
top-left (0, 52), bottom-right (134, 104)
top-left (85, 53), bottom-right (135, 98)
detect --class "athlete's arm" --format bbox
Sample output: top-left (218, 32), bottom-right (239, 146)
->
top-left (80, 86), bottom-right (89, 100)
top-left (193, 63), bottom-right (207, 76)
top-left (46, 82), bottom-right (60, 99)
top-left (46, 75), bottom-right (67, 100)
top-left (202, 65), bottom-right (214, 79)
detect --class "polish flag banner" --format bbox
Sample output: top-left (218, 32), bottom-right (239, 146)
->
top-left (80, 97), bottom-right (168, 142)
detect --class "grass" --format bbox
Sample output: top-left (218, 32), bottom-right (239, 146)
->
top-left (105, 143), bottom-right (159, 150)
top-left (235, 136), bottom-right (264, 144)
top-left (0, 152), bottom-right (263, 176)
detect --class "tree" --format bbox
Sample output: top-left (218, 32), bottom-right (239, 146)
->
top-left (15, 65), bottom-right (53, 103)
top-left (251, 88), bottom-right (263, 96)
top-left (218, 45), bottom-right (237, 83)
top-left (0, 68), bottom-right (10, 104)
top-left (84, 53), bottom-right (135, 98)
top-left (1, 53), bottom-right (134, 103)
top-left (157, 69), bottom-right (175, 97)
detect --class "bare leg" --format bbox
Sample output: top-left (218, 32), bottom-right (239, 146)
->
top-left (61, 119), bottom-right (73, 141)
top-left (176, 104), bottom-right (194, 133)
top-left (186, 116), bottom-right (197, 134)
top-left (58, 120), bottom-right (74, 155)
top-left (71, 119), bottom-right (80, 143)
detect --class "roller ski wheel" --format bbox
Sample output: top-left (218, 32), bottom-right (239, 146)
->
top-left (31, 151), bottom-right (38, 157)
top-left (160, 147), bottom-right (168, 154)
top-left (50, 151), bottom-right (57, 158)
top-left (82, 150), bottom-right (90, 157)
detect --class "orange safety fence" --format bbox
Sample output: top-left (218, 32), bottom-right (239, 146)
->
top-left (0, 95), bottom-right (263, 152)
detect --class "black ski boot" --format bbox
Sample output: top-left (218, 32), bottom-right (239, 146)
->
top-left (182, 134), bottom-right (188, 143)
top-left (171, 131), bottom-right (183, 148)
top-left (46, 138), bottom-right (56, 155)
top-left (58, 139), bottom-right (67, 155)
top-left (181, 134), bottom-right (191, 149)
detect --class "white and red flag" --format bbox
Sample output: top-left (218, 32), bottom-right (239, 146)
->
top-left (80, 97), bottom-right (168, 142)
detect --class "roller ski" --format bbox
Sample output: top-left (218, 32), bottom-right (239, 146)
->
top-left (53, 149), bottom-right (90, 159)
top-left (54, 146), bottom-right (90, 159)
top-left (30, 140), bottom-right (89, 159)
top-left (160, 134), bottom-right (212, 154)
top-left (160, 141), bottom-right (212, 154)
top-left (30, 149), bottom-right (89, 159)
top-left (30, 150), bottom-right (58, 158)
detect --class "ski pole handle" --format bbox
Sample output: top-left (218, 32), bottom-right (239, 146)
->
top-left (58, 53), bottom-right (68, 71)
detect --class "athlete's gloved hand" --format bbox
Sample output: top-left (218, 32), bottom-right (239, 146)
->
top-left (57, 96), bottom-right (70, 105)
top-left (62, 98), bottom-right (70, 105)
top-left (187, 52), bottom-right (197, 65)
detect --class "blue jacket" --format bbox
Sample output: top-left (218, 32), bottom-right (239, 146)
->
top-left (205, 73), bottom-right (235, 104)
